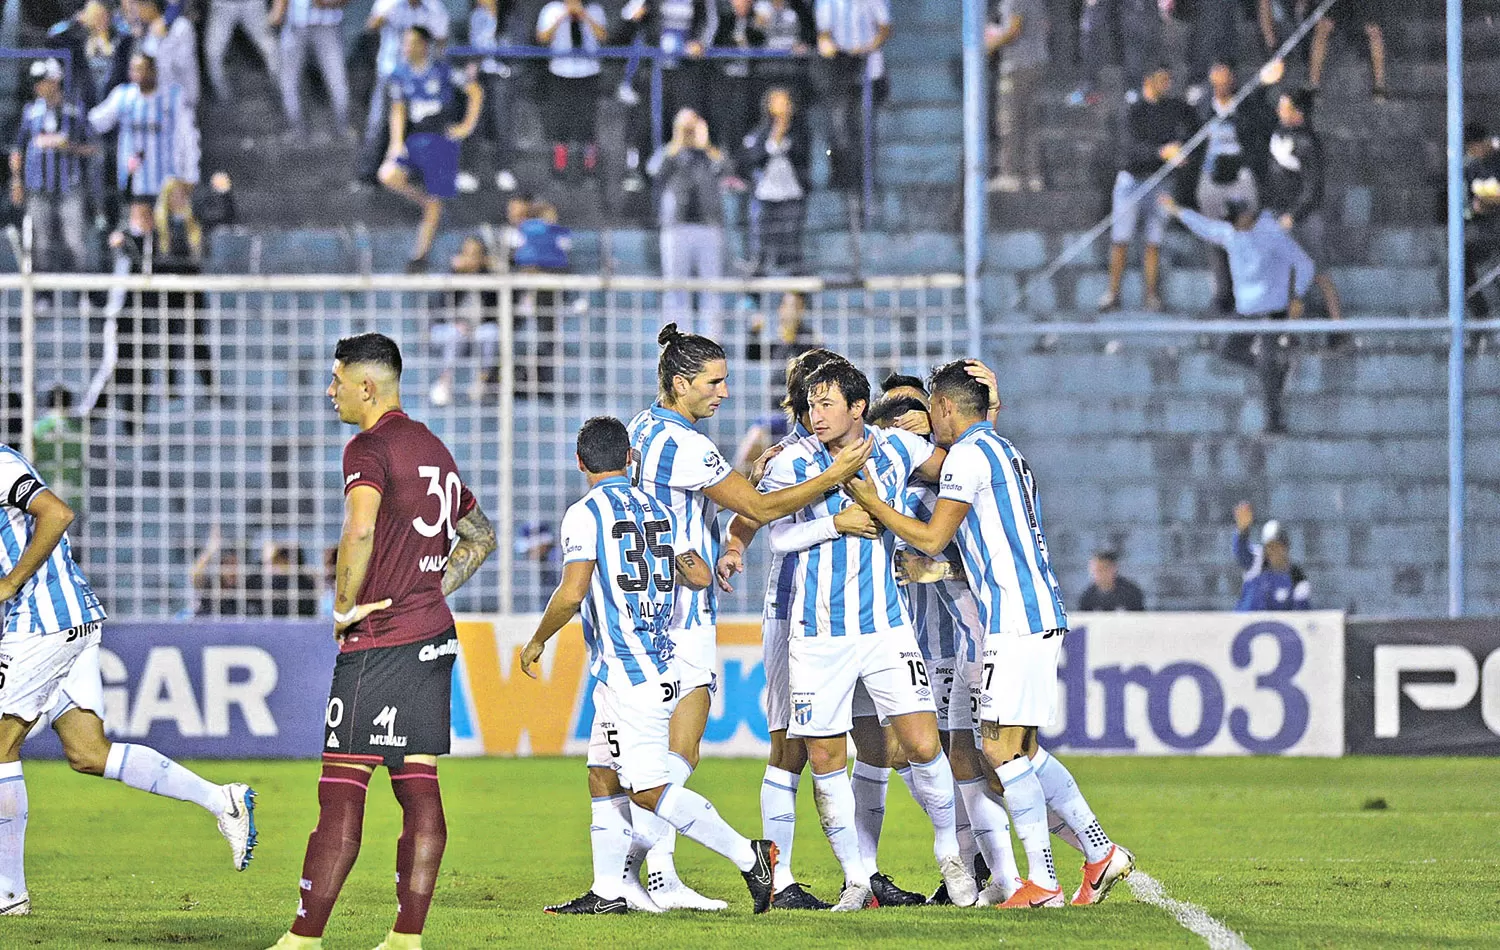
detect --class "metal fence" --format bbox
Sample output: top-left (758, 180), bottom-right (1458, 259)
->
top-left (0, 272), bottom-right (966, 619)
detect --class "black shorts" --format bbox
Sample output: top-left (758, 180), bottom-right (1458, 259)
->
top-left (323, 627), bottom-right (458, 765)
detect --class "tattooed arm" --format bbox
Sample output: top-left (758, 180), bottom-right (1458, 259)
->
top-left (443, 503), bottom-right (497, 596)
top-left (675, 549), bottom-right (713, 591)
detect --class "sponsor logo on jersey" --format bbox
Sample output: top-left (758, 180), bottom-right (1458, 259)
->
top-left (345, 472), bottom-right (360, 486)
top-left (900, 651), bottom-right (920, 660)
top-left (418, 554), bottom-right (449, 573)
top-left (419, 638), bottom-right (459, 662)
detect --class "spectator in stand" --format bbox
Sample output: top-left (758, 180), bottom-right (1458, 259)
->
top-left (377, 25), bottom-right (483, 273)
top-left (755, 0), bottom-right (814, 110)
top-left (712, 0), bottom-right (768, 179)
top-left (1263, 86), bottom-right (1342, 323)
top-left (152, 177), bottom-right (217, 397)
top-left (536, 0), bottom-right (608, 178)
top-left (742, 85), bottom-right (809, 275)
top-left (1300, 0), bottom-right (1388, 100)
top-left (469, 0), bottom-right (521, 192)
top-left (1071, 0), bottom-right (1162, 106)
top-left (245, 542), bottom-right (320, 617)
top-left (1463, 124), bottom-right (1500, 320)
top-left (45, 1), bottom-right (128, 109)
top-left (1160, 192), bottom-right (1315, 434)
top-left (269, 0), bottom-right (353, 139)
top-left (363, 0), bottom-right (451, 178)
top-left (508, 196), bottom-right (571, 397)
top-left (1231, 502), bottom-right (1310, 610)
top-left (1192, 58), bottom-right (1278, 312)
top-left (133, 0), bottom-right (201, 110)
top-left (430, 234), bottom-right (500, 406)
top-left (815, 0), bottom-right (891, 202)
top-left (9, 60), bottom-right (96, 274)
top-left (190, 526), bottom-right (245, 616)
top-left (1100, 64), bottom-right (1194, 313)
top-left (985, 0), bottom-right (1049, 193)
top-left (649, 108), bottom-right (728, 334)
top-left (1170, 0), bottom-right (1243, 102)
top-left (1078, 550), bottom-right (1145, 611)
top-left (204, 0), bottom-right (281, 103)
top-left (90, 52), bottom-right (201, 217)
top-left (613, 0), bottom-right (720, 190)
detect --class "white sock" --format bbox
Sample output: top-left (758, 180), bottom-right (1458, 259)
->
top-left (104, 743), bottom-right (225, 817)
top-left (589, 795), bottom-right (633, 899)
top-left (952, 779), bottom-right (979, 875)
top-left (760, 765), bottom-right (800, 893)
top-left (655, 784), bottom-right (755, 872)
top-left (811, 768), bottom-right (870, 887)
top-left (894, 764), bottom-right (916, 800)
top-left (644, 753), bottom-right (693, 880)
top-left (0, 763), bottom-right (26, 901)
top-left (958, 777), bottom-right (1021, 894)
top-left (1033, 747), bottom-right (1112, 863)
top-left (849, 760), bottom-right (889, 867)
top-left (996, 756), bottom-right (1056, 889)
top-left (908, 753), bottom-right (961, 861)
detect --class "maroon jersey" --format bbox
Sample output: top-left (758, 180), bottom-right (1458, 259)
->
top-left (340, 410), bottom-right (475, 653)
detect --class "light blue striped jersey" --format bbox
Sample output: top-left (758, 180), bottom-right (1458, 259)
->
top-left (938, 421), bottom-right (1068, 637)
top-left (763, 425), bottom-right (932, 637)
top-left (759, 423), bottom-right (810, 621)
top-left (88, 83), bottom-right (193, 195)
top-left (0, 447), bottom-right (106, 637)
top-left (627, 404), bottom-right (734, 633)
top-left (903, 484), bottom-right (980, 663)
top-left (559, 476), bottom-right (678, 687)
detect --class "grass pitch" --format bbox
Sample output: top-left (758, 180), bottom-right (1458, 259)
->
top-left (5, 756), bottom-right (1498, 949)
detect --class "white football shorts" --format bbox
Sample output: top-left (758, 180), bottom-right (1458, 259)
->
top-left (670, 624), bottom-right (717, 694)
top-left (586, 668), bottom-right (681, 792)
top-left (980, 629), bottom-right (1064, 728)
top-left (762, 615), bottom-right (792, 733)
top-left (787, 626), bottom-right (937, 739)
top-left (0, 622), bottom-right (103, 722)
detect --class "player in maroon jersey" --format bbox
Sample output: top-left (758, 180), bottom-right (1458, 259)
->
top-left (267, 333), bottom-right (496, 950)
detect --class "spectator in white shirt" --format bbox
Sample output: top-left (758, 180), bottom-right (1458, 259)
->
top-left (536, 0), bottom-right (608, 178)
top-left (133, 0), bottom-right (201, 109)
top-left (815, 0), bottom-right (889, 196)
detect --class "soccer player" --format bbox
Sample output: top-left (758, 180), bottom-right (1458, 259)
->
top-left (521, 416), bottom-right (778, 915)
top-left (267, 333), bottom-right (497, 950)
top-left (868, 388), bottom-right (1025, 907)
top-left (0, 446), bottom-right (256, 917)
top-left (758, 360), bottom-right (976, 912)
top-left (625, 324), bottom-right (872, 910)
top-left (377, 26), bottom-right (482, 274)
top-left (717, 348), bottom-right (878, 910)
top-left (846, 359), bottom-right (1135, 908)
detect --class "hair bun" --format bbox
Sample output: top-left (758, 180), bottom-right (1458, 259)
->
top-left (658, 323), bottom-right (682, 346)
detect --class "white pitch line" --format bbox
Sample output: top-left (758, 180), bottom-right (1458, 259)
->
top-left (1127, 871), bottom-right (1252, 950)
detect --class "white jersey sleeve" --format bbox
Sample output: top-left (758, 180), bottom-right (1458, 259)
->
top-left (559, 501), bottom-right (599, 565)
top-left (667, 429), bottom-right (735, 492)
top-left (937, 442), bottom-right (986, 505)
top-left (884, 427), bottom-right (936, 482)
top-left (0, 451), bottom-right (46, 511)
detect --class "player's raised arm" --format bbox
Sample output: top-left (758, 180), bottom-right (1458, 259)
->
top-left (703, 435), bottom-right (872, 525)
top-left (520, 559), bottom-right (594, 678)
top-left (846, 472), bottom-right (969, 557)
top-left (332, 484), bottom-right (391, 638)
top-left (442, 502), bottom-right (496, 595)
top-left (0, 488), bottom-right (75, 603)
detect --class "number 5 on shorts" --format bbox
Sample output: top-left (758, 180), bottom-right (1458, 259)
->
top-left (606, 729), bottom-right (621, 757)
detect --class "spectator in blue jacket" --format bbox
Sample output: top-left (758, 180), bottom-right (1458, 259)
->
top-left (1232, 502), bottom-right (1311, 611)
